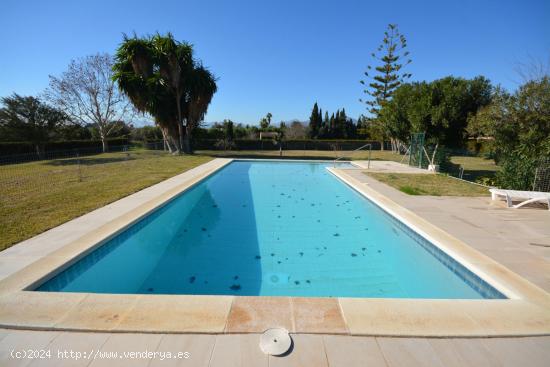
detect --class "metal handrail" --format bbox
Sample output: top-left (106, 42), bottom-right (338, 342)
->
top-left (334, 143), bottom-right (372, 168)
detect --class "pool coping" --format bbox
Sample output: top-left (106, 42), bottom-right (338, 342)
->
top-left (0, 159), bottom-right (549, 337)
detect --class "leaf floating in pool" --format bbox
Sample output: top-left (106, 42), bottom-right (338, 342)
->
top-left (242, 204), bottom-right (247, 208)
top-left (277, 215), bottom-right (281, 218)
top-left (299, 252), bottom-right (304, 257)
top-left (147, 287), bottom-right (154, 292)
top-left (362, 247), bottom-right (366, 251)
top-left (230, 284), bottom-right (241, 291)
top-left (201, 228), bottom-right (207, 232)
top-left (310, 203), bottom-right (315, 207)
top-left (355, 216), bottom-right (361, 219)
top-left (276, 205), bottom-right (281, 208)
top-left (365, 228), bottom-right (369, 231)
top-left (255, 255), bottom-right (261, 260)
top-left (317, 219), bottom-right (321, 223)
top-left (277, 261), bottom-right (282, 264)
top-left (189, 276), bottom-right (196, 283)
top-left (306, 280), bottom-right (311, 284)
top-left (333, 233), bottom-right (340, 237)
top-left (377, 250), bottom-right (382, 253)
top-left (212, 204), bottom-right (218, 208)
top-left (271, 253), bottom-right (275, 257)
top-left (351, 253), bottom-right (357, 257)
top-left (292, 215), bottom-right (295, 218)
top-left (294, 281), bottom-right (300, 285)
top-left (323, 246), bottom-right (327, 250)
top-left (234, 275), bottom-right (239, 280)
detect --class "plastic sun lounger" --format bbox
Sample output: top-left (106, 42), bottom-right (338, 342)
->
top-left (490, 188), bottom-right (550, 210)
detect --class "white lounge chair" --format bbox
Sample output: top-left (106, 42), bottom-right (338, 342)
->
top-left (490, 188), bottom-right (550, 210)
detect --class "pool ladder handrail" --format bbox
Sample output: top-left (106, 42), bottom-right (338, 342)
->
top-left (333, 143), bottom-right (372, 169)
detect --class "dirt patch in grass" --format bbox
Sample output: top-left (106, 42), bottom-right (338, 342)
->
top-left (367, 173), bottom-right (490, 197)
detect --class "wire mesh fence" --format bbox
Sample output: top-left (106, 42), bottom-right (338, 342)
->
top-left (533, 157), bottom-right (550, 192)
top-left (0, 142), bottom-right (168, 203)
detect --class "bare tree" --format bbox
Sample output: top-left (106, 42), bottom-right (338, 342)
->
top-left (45, 53), bottom-right (134, 152)
top-left (514, 54), bottom-right (550, 84)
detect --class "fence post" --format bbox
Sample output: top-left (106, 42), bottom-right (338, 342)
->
top-left (76, 152), bottom-right (82, 182)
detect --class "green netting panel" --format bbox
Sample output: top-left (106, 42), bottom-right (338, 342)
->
top-left (533, 157), bottom-right (550, 192)
top-left (408, 132), bottom-right (425, 168)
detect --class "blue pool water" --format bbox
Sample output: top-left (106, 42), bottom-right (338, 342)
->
top-left (37, 161), bottom-right (505, 299)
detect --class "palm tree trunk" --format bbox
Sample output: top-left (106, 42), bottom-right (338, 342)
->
top-left (184, 124), bottom-right (192, 154)
top-left (176, 92), bottom-right (184, 153)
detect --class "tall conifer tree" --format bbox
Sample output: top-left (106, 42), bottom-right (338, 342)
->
top-left (360, 24), bottom-right (411, 148)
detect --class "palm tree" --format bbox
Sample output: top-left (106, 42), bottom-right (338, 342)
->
top-left (185, 64), bottom-right (217, 152)
top-left (112, 33), bottom-right (217, 153)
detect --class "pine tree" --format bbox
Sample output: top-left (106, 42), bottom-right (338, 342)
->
top-left (360, 24), bottom-right (411, 116)
top-left (359, 24), bottom-right (412, 148)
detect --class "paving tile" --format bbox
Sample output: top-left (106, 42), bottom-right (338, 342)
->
top-left (428, 338), bottom-right (500, 366)
top-left (149, 334), bottom-right (216, 367)
top-left (377, 337), bottom-right (445, 367)
top-left (482, 337), bottom-right (550, 367)
top-left (55, 294), bottom-right (139, 331)
top-left (88, 333), bottom-right (163, 367)
top-left (28, 331), bottom-right (109, 367)
top-left (292, 298), bottom-right (347, 334)
top-left (117, 295), bottom-right (233, 333)
top-left (209, 334), bottom-right (267, 367)
top-left (339, 298), bottom-right (486, 336)
top-left (269, 334), bottom-right (328, 367)
top-left (0, 292), bottom-right (86, 329)
top-left (225, 297), bottom-right (293, 333)
top-left (323, 335), bottom-right (387, 366)
top-left (0, 330), bottom-right (60, 367)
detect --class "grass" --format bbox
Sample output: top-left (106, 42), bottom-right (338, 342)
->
top-left (0, 150), bottom-right (211, 251)
top-left (367, 173), bottom-right (490, 196)
top-left (450, 156), bottom-right (499, 182)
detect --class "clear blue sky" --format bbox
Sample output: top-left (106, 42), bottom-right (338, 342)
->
top-left (1, 0), bottom-right (548, 125)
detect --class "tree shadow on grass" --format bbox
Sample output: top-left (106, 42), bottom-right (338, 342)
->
top-left (460, 169), bottom-right (497, 182)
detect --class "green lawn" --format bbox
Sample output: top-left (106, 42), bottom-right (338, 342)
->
top-left (367, 172), bottom-right (491, 196)
top-left (0, 150), bottom-right (211, 251)
top-left (450, 156), bottom-right (499, 182)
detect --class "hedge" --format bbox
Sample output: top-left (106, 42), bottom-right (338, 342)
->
top-left (0, 138), bottom-right (130, 156)
top-left (193, 139), bottom-right (389, 151)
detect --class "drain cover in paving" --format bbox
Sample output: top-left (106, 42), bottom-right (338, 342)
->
top-left (259, 328), bottom-right (292, 356)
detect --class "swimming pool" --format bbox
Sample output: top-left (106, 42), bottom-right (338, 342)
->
top-left (36, 161), bottom-right (505, 299)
